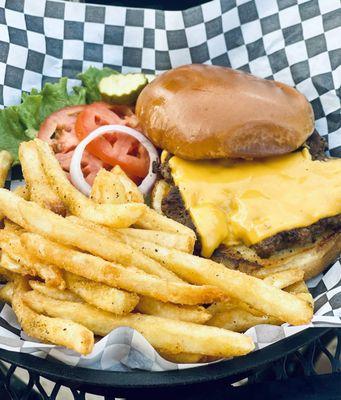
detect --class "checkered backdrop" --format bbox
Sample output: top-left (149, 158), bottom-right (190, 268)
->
top-left (0, 0), bottom-right (340, 371)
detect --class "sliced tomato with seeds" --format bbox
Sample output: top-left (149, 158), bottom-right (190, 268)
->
top-left (75, 102), bottom-right (149, 183)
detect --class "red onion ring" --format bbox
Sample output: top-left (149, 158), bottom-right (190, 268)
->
top-left (70, 124), bottom-right (159, 197)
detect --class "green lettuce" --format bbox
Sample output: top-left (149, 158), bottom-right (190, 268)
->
top-left (0, 77), bottom-right (87, 163)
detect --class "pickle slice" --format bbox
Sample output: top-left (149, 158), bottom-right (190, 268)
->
top-left (99, 73), bottom-right (148, 105)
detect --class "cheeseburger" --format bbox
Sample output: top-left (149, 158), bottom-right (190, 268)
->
top-left (136, 64), bottom-right (341, 279)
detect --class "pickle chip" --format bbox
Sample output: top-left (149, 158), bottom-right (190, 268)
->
top-left (99, 73), bottom-right (148, 105)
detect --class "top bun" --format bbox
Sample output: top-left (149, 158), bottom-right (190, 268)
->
top-left (136, 64), bottom-right (314, 160)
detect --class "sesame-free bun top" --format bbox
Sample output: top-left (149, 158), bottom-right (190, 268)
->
top-left (136, 64), bottom-right (315, 160)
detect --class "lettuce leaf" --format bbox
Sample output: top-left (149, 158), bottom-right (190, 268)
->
top-left (0, 78), bottom-right (87, 163)
top-left (78, 66), bottom-right (118, 103)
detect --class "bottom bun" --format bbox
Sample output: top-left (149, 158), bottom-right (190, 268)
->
top-left (212, 232), bottom-right (341, 281)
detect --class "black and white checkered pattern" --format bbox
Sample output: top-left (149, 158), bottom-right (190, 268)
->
top-left (0, 0), bottom-right (340, 370)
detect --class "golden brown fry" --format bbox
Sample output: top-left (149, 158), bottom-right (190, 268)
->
top-left (285, 281), bottom-right (314, 307)
top-left (0, 150), bottom-right (13, 188)
top-left (90, 168), bottom-right (196, 251)
top-left (151, 180), bottom-right (170, 214)
top-left (0, 281), bottom-right (14, 303)
top-left (66, 216), bottom-right (183, 282)
top-left (64, 272), bottom-right (139, 315)
top-left (34, 139), bottom-right (145, 228)
top-left (124, 240), bottom-right (313, 326)
top-left (22, 233), bottom-right (224, 305)
top-left (0, 230), bottom-right (65, 289)
top-left (13, 185), bottom-right (30, 200)
top-left (0, 265), bottom-right (17, 282)
top-left (23, 291), bottom-right (254, 357)
top-left (14, 277), bottom-right (94, 355)
top-left (263, 269), bottom-right (304, 289)
top-left (1, 252), bottom-right (31, 275)
top-left (136, 297), bottom-right (211, 324)
top-left (158, 352), bottom-right (203, 364)
top-left (208, 308), bottom-right (282, 332)
top-left (117, 228), bottom-right (194, 254)
top-left (90, 168), bottom-right (129, 204)
top-left (28, 280), bottom-right (81, 302)
top-left (19, 141), bottom-right (66, 215)
top-left (0, 188), bottom-right (182, 283)
top-left (110, 165), bottom-right (144, 203)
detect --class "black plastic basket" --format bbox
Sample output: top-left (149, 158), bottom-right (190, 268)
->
top-left (0, 328), bottom-right (340, 399)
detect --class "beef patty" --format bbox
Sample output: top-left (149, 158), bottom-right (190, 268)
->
top-left (159, 131), bottom-right (341, 258)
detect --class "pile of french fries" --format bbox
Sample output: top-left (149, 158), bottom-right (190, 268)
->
top-left (0, 140), bottom-right (314, 363)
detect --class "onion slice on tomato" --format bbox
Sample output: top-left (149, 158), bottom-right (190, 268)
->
top-left (70, 125), bottom-right (159, 197)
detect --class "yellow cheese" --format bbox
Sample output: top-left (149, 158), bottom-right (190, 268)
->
top-left (168, 149), bottom-right (341, 257)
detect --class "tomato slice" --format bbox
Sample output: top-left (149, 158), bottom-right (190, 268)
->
top-left (75, 102), bottom-right (149, 182)
top-left (38, 105), bottom-right (105, 185)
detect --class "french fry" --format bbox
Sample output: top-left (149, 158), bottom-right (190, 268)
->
top-left (117, 228), bottom-right (194, 254)
top-left (263, 269), bottom-right (304, 289)
top-left (0, 266), bottom-right (17, 282)
top-left (23, 291), bottom-right (254, 357)
top-left (1, 252), bottom-right (31, 275)
top-left (90, 168), bottom-right (130, 204)
top-left (0, 281), bottom-right (14, 303)
top-left (34, 139), bottom-right (146, 228)
top-left (110, 165), bottom-right (144, 203)
top-left (91, 167), bottom-right (196, 244)
top-left (13, 277), bottom-right (94, 355)
top-left (22, 233), bottom-right (224, 305)
top-left (151, 180), bottom-right (170, 214)
top-left (0, 230), bottom-right (65, 289)
top-left (123, 240), bottom-right (313, 326)
top-left (66, 216), bottom-right (183, 282)
top-left (64, 272), bottom-right (139, 315)
top-left (13, 185), bottom-right (30, 200)
top-left (285, 281), bottom-right (314, 307)
top-left (136, 297), bottom-right (211, 324)
top-left (208, 308), bottom-right (282, 332)
top-left (158, 352), bottom-right (203, 364)
top-left (28, 280), bottom-right (81, 303)
top-left (0, 189), bottom-right (182, 282)
top-left (19, 141), bottom-right (67, 215)
top-left (0, 150), bottom-right (13, 188)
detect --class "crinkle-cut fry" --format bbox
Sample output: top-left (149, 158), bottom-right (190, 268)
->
top-left (64, 271), bottom-right (139, 315)
top-left (19, 141), bottom-right (67, 215)
top-left (136, 297), bottom-right (211, 324)
top-left (0, 150), bottom-right (13, 188)
top-left (0, 281), bottom-right (14, 303)
top-left (90, 168), bottom-right (129, 204)
top-left (67, 216), bottom-right (183, 283)
top-left (13, 185), bottom-right (30, 200)
top-left (0, 189), bottom-right (178, 283)
top-left (158, 352), bottom-right (203, 364)
top-left (0, 229), bottom-right (65, 289)
top-left (122, 239), bottom-right (313, 326)
top-left (23, 291), bottom-right (254, 358)
top-left (110, 165), bottom-right (144, 203)
top-left (117, 228), bottom-right (194, 254)
top-left (21, 233), bottom-right (224, 305)
top-left (29, 280), bottom-right (81, 303)
top-left (34, 139), bottom-right (145, 228)
top-left (263, 269), bottom-right (304, 289)
top-left (208, 308), bottom-right (282, 332)
top-left (13, 277), bottom-right (94, 355)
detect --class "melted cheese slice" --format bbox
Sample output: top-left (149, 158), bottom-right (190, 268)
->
top-left (168, 149), bottom-right (341, 258)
